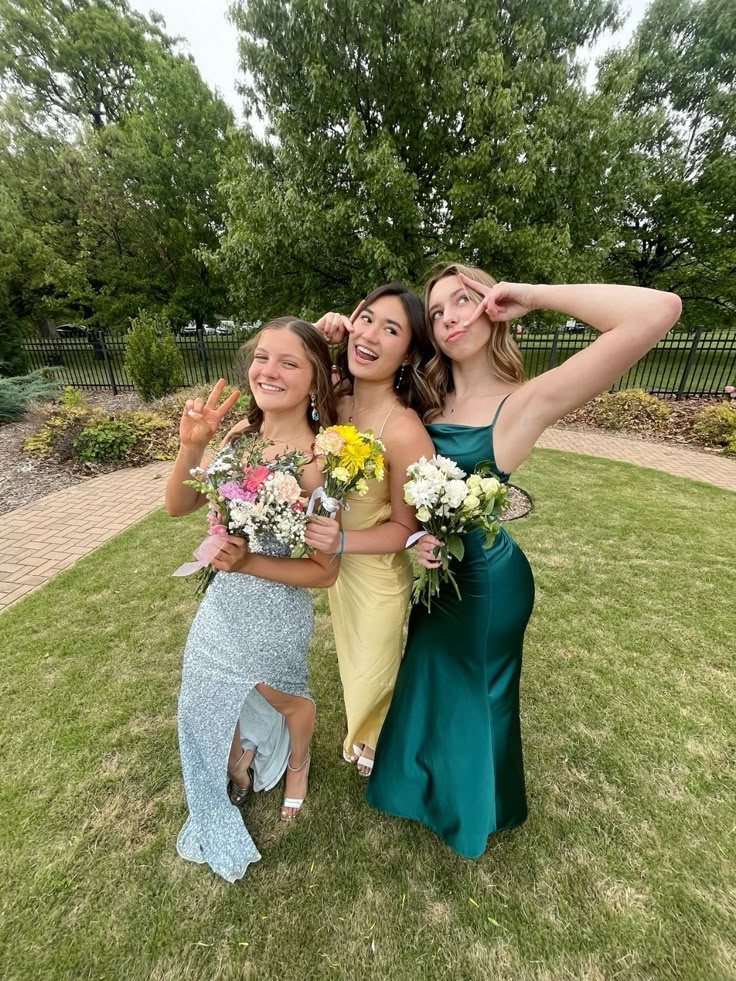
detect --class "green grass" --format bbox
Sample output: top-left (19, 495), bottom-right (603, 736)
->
top-left (1, 451), bottom-right (734, 980)
top-left (521, 330), bottom-right (736, 395)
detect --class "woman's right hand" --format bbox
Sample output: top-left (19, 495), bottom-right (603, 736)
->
top-left (179, 378), bottom-right (241, 449)
top-left (314, 302), bottom-right (363, 344)
top-left (304, 515), bottom-right (342, 555)
top-left (415, 534), bottom-right (443, 569)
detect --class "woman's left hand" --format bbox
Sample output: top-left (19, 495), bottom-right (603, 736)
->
top-left (459, 273), bottom-right (536, 325)
top-left (304, 515), bottom-right (342, 555)
top-left (210, 535), bottom-right (249, 572)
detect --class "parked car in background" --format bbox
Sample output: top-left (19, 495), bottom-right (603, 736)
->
top-left (565, 319), bottom-right (587, 333)
top-left (56, 324), bottom-right (88, 338)
top-left (215, 320), bottom-right (235, 335)
top-left (181, 321), bottom-right (217, 335)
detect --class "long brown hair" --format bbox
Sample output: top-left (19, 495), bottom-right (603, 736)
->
top-left (423, 263), bottom-right (525, 422)
top-left (335, 282), bottom-right (435, 418)
top-left (239, 317), bottom-right (337, 435)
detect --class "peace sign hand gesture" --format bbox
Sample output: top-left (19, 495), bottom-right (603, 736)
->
top-left (458, 273), bottom-right (536, 327)
top-left (179, 378), bottom-right (241, 449)
top-left (314, 301), bottom-right (364, 344)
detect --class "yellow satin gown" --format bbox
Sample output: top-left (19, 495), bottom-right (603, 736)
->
top-left (328, 454), bottom-right (412, 757)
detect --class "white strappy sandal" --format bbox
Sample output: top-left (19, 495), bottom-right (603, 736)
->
top-left (356, 748), bottom-right (374, 777)
top-left (281, 751), bottom-right (311, 820)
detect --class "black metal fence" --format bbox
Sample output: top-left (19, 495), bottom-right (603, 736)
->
top-left (24, 327), bottom-right (736, 398)
top-left (23, 333), bottom-right (249, 395)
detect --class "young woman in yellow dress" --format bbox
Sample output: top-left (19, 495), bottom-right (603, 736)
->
top-left (307, 284), bottom-right (434, 774)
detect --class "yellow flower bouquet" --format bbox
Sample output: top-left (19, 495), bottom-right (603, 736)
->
top-left (293, 424), bottom-right (385, 555)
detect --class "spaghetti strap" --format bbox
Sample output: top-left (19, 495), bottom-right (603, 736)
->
top-left (378, 401), bottom-right (400, 438)
top-left (490, 394), bottom-right (511, 427)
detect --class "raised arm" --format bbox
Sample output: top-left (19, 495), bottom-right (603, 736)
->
top-left (165, 379), bottom-right (241, 516)
top-left (313, 302), bottom-right (363, 345)
top-left (459, 275), bottom-right (682, 473)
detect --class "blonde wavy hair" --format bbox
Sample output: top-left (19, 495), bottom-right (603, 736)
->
top-left (422, 263), bottom-right (525, 422)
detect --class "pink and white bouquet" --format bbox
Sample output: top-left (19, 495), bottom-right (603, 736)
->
top-left (174, 437), bottom-right (308, 593)
top-left (404, 454), bottom-right (508, 610)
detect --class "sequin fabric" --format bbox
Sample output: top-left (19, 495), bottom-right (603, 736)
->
top-left (176, 530), bottom-right (314, 882)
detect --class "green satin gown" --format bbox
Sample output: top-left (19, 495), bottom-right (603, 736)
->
top-left (366, 406), bottom-right (535, 858)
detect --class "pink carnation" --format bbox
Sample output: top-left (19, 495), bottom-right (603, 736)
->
top-left (219, 480), bottom-right (256, 502)
top-left (208, 523), bottom-right (228, 537)
top-left (243, 465), bottom-right (270, 492)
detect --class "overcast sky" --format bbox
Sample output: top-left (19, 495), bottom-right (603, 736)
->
top-left (131, 0), bottom-right (652, 120)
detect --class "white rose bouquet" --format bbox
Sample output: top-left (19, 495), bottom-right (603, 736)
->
top-left (404, 454), bottom-right (508, 610)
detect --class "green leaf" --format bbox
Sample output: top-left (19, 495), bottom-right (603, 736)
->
top-left (446, 534), bottom-right (465, 562)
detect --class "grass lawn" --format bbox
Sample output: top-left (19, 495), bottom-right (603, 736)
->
top-left (1, 451), bottom-right (734, 980)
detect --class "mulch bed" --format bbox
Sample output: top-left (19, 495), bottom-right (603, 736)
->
top-left (556, 394), bottom-right (728, 449)
top-left (1, 392), bottom-right (730, 516)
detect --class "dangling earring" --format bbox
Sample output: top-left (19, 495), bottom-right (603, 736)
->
top-left (395, 363), bottom-right (407, 390)
top-left (310, 392), bottom-right (320, 422)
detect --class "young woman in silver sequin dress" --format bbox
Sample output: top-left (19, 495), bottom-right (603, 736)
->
top-left (165, 318), bottom-right (339, 882)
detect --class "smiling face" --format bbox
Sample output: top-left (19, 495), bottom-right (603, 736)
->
top-left (427, 274), bottom-right (493, 363)
top-left (347, 294), bottom-right (412, 381)
top-left (247, 328), bottom-right (314, 414)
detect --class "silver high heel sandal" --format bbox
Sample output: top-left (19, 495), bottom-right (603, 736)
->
top-left (227, 750), bottom-right (252, 808)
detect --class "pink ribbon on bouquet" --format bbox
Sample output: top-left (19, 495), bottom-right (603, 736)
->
top-left (172, 533), bottom-right (229, 577)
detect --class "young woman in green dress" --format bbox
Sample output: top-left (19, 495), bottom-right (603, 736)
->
top-left (365, 264), bottom-right (682, 858)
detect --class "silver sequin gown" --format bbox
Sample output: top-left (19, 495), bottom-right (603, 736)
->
top-left (176, 535), bottom-right (314, 882)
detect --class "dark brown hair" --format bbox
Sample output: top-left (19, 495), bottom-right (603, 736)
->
top-left (335, 282), bottom-right (434, 416)
top-left (240, 317), bottom-right (337, 434)
top-left (423, 263), bottom-right (524, 422)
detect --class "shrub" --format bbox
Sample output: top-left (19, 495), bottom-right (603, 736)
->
top-left (0, 371), bottom-right (60, 423)
top-left (692, 403), bottom-right (736, 447)
top-left (0, 320), bottom-right (30, 377)
top-left (61, 386), bottom-right (87, 409)
top-left (74, 418), bottom-right (138, 463)
top-left (589, 390), bottom-right (671, 432)
top-left (124, 311), bottom-right (184, 402)
top-left (24, 405), bottom-right (179, 466)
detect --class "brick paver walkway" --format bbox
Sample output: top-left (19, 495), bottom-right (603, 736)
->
top-left (0, 461), bottom-right (171, 612)
top-left (1, 431), bottom-right (734, 612)
top-left (537, 429), bottom-right (736, 492)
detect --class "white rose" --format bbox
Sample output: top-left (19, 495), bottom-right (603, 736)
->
top-left (463, 494), bottom-right (480, 512)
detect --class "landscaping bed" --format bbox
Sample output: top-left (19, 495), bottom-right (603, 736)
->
top-left (2, 388), bottom-right (734, 515)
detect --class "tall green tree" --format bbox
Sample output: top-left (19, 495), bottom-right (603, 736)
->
top-left (71, 54), bottom-right (233, 329)
top-left (0, 0), bottom-right (173, 130)
top-left (219, 0), bottom-right (623, 318)
top-left (0, 0), bottom-right (232, 338)
top-left (599, 0), bottom-right (736, 325)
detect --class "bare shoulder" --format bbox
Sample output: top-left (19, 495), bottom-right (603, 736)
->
top-left (382, 404), bottom-right (433, 458)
